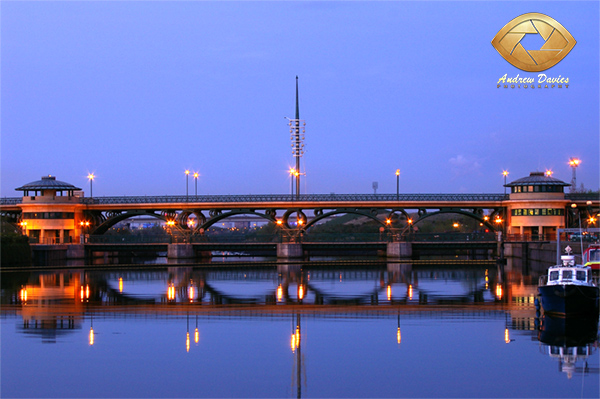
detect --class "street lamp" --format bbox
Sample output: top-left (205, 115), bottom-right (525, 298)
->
top-left (502, 170), bottom-right (509, 195)
top-left (568, 158), bottom-right (581, 192)
top-left (185, 170), bottom-right (190, 200)
top-left (87, 173), bottom-right (95, 198)
top-left (289, 168), bottom-right (296, 197)
top-left (395, 169), bottom-right (400, 200)
top-left (19, 221), bottom-right (27, 235)
top-left (545, 169), bottom-right (553, 177)
top-left (193, 172), bottom-right (199, 196)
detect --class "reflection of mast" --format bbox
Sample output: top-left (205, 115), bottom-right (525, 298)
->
top-left (291, 313), bottom-right (306, 398)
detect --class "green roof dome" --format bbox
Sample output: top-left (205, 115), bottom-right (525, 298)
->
top-left (16, 175), bottom-right (82, 192)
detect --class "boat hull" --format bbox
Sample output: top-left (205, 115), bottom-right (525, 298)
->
top-left (538, 285), bottom-right (600, 317)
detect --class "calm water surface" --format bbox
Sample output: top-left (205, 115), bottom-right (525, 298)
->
top-left (1, 259), bottom-right (598, 398)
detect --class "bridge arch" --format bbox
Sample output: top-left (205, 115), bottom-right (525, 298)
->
top-left (405, 209), bottom-right (498, 234)
top-left (197, 209), bottom-right (277, 232)
top-left (90, 210), bottom-right (170, 235)
top-left (303, 208), bottom-right (389, 231)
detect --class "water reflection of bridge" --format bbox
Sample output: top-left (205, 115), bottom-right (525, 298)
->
top-left (8, 264), bottom-right (505, 311)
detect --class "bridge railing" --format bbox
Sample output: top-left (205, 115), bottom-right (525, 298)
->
top-left (88, 235), bottom-right (171, 244)
top-left (504, 234), bottom-right (554, 242)
top-left (411, 233), bottom-right (497, 242)
top-left (76, 193), bottom-right (510, 205)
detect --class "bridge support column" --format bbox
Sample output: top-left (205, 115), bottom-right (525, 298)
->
top-left (277, 243), bottom-right (303, 259)
top-left (168, 244), bottom-right (195, 259)
top-left (386, 242), bottom-right (412, 258)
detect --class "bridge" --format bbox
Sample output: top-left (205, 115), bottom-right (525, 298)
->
top-left (1, 172), bottom-right (598, 261)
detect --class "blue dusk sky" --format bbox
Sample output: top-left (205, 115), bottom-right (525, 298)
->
top-left (2, 1), bottom-right (598, 197)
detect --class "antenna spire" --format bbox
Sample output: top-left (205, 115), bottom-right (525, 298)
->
top-left (295, 76), bottom-right (299, 120)
top-left (289, 76), bottom-right (305, 199)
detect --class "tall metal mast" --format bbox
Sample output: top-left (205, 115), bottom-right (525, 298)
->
top-left (289, 76), bottom-right (305, 199)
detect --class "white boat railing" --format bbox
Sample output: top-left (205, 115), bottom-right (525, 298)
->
top-left (539, 272), bottom-right (599, 287)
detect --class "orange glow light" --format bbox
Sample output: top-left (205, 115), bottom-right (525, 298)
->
top-left (387, 285), bottom-right (392, 301)
top-left (495, 284), bottom-right (503, 300)
top-left (298, 285), bottom-right (305, 300)
top-left (277, 285), bottom-right (283, 302)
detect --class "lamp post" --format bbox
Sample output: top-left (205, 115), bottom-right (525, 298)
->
top-left (87, 173), bottom-right (95, 198)
top-left (193, 172), bottom-right (199, 196)
top-left (185, 170), bottom-right (190, 200)
top-left (289, 168), bottom-right (296, 197)
top-left (502, 170), bottom-right (509, 195)
top-left (395, 169), bottom-right (400, 201)
top-left (568, 158), bottom-right (581, 193)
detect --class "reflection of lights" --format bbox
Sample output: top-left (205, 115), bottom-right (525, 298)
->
top-left (297, 285), bottom-right (305, 300)
top-left (397, 327), bottom-right (401, 345)
top-left (20, 288), bottom-right (27, 303)
top-left (119, 277), bottom-right (123, 293)
top-left (168, 284), bottom-right (176, 301)
top-left (277, 285), bottom-right (283, 302)
top-left (495, 284), bottom-right (503, 300)
top-left (291, 326), bottom-right (301, 353)
top-left (408, 284), bottom-right (413, 300)
top-left (89, 327), bottom-right (94, 346)
top-left (387, 285), bottom-right (392, 301)
top-left (80, 285), bottom-right (90, 302)
top-left (186, 332), bottom-right (190, 353)
top-left (194, 328), bottom-right (199, 344)
top-left (189, 284), bottom-right (195, 302)
top-left (504, 328), bottom-right (510, 344)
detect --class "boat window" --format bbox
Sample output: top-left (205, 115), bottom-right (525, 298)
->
top-left (591, 250), bottom-right (600, 261)
top-left (576, 270), bottom-right (587, 281)
top-left (549, 271), bottom-right (559, 281)
top-left (562, 270), bottom-right (573, 280)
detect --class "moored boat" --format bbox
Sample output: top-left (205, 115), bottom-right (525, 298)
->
top-left (583, 244), bottom-right (600, 270)
top-left (538, 247), bottom-right (599, 317)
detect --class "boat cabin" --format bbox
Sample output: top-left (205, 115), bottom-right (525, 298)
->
top-left (545, 255), bottom-right (594, 286)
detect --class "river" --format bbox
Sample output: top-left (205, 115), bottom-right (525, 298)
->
top-left (1, 256), bottom-right (598, 398)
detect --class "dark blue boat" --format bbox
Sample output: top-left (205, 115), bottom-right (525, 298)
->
top-left (538, 252), bottom-right (599, 318)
